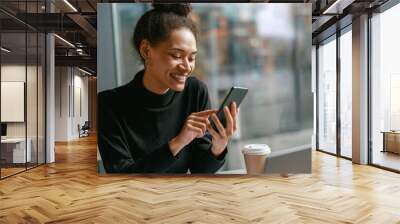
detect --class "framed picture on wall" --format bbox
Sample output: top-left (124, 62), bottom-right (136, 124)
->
top-left (1, 81), bottom-right (25, 122)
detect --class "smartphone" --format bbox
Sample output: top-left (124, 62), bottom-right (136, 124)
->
top-left (210, 86), bottom-right (248, 130)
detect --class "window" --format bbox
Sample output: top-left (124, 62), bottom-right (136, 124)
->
top-left (317, 36), bottom-right (337, 154)
top-left (0, 1), bottom-right (46, 179)
top-left (371, 2), bottom-right (400, 171)
top-left (340, 28), bottom-right (352, 158)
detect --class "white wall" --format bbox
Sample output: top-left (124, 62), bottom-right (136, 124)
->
top-left (1, 65), bottom-right (26, 81)
top-left (1, 65), bottom-right (36, 138)
top-left (55, 67), bottom-right (89, 141)
top-left (55, 66), bottom-right (69, 141)
top-left (72, 73), bottom-right (89, 138)
top-left (1, 63), bottom-right (46, 164)
top-left (1, 65), bottom-right (26, 129)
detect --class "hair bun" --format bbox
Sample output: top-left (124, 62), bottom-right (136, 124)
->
top-left (153, 3), bottom-right (192, 17)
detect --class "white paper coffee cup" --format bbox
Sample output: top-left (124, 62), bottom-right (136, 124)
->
top-left (242, 144), bottom-right (271, 174)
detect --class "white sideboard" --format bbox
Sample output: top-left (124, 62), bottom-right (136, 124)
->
top-left (1, 138), bottom-right (32, 163)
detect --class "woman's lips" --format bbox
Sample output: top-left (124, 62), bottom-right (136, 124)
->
top-left (171, 74), bottom-right (186, 83)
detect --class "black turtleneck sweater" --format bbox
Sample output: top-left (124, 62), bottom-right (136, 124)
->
top-left (98, 70), bottom-right (227, 173)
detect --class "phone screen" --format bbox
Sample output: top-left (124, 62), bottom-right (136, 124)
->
top-left (210, 86), bottom-right (248, 130)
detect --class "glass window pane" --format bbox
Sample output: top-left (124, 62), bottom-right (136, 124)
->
top-left (1, 1), bottom-right (46, 179)
top-left (26, 0), bottom-right (40, 170)
top-left (371, 3), bottom-right (400, 171)
top-left (38, 32), bottom-right (45, 165)
top-left (27, 31), bottom-right (38, 169)
top-left (1, 31), bottom-right (27, 177)
top-left (318, 37), bottom-right (337, 154)
top-left (193, 4), bottom-right (313, 171)
top-left (340, 29), bottom-right (352, 158)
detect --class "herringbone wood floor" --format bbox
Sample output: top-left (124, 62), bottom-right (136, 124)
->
top-left (1, 134), bottom-right (400, 223)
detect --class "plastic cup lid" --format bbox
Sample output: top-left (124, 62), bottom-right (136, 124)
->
top-left (242, 144), bottom-right (271, 155)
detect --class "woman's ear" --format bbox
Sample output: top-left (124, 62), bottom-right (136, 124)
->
top-left (139, 39), bottom-right (151, 61)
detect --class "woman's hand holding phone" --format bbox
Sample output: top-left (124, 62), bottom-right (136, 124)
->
top-left (207, 102), bottom-right (237, 157)
top-left (169, 102), bottom-right (238, 157)
top-left (169, 109), bottom-right (217, 156)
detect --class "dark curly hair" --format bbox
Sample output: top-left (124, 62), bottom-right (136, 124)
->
top-left (133, 3), bottom-right (198, 63)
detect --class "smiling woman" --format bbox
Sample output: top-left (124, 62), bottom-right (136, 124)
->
top-left (140, 28), bottom-right (198, 94)
top-left (97, 3), bottom-right (238, 174)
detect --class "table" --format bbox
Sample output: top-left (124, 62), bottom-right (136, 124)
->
top-left (381, 131), bottom-right (400, 154)
top-left (217, 169), bottom-right (246, 174)
top-left (1, 138), bottom-right (31, 163)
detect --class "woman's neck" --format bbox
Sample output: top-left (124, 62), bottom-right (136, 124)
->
top-left (142, 69), bottom-right (169, 95)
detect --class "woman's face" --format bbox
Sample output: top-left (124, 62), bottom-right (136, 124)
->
top-left (145, 28), bottom-right (197, 92)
